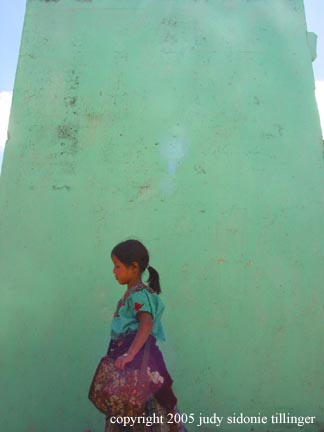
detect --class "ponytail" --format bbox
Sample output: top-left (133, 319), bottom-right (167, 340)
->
top-left (147, 265), bottom-right (161, 294)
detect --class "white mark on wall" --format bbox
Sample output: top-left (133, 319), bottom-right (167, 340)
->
top-left (160, 133), bottom-right (188, 173)
top-left (158, 128), bottom-right (189, 194)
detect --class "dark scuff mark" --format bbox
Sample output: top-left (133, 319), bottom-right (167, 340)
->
top-left (161, 17), bottom-right (178, 27)
top-left (52, 185), bottom-right (71, 191)
top-left (194, 164), bottom-right (207, 174)
top-left (64, 96), bottom-right (77, 107)
top-left (139, 185), bottom-right (150, 193)
top-left (273, 123), bottom-right (284, 136)
top-left (262, 132), bottom-right (275, 140)
top-left (70, 74), bottom-right (79, 91)
top-left (57, 124), bottom-right (78, 157)
top-left (57, 125), bottom-right (77, 141)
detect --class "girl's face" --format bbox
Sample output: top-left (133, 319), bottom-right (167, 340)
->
top-left (111, 255), bottom-right (139, 285)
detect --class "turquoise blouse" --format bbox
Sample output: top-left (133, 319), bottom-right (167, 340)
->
top-left (110, 283), bottom-right (166, 341)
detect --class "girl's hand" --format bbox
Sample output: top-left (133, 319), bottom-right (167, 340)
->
top-left (115, 352), bottom-right (135, 370)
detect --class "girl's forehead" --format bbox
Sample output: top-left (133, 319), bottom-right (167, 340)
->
top-left (111, 255), bottom-right (120, 263)
top-left (111, 255), bottom-right (128, 266)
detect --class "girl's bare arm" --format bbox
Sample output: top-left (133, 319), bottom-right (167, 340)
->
top-left (115, 311), bottom-right (153, 370)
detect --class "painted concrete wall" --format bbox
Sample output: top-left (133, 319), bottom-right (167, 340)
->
top-left (1, 1), bottom-right (324, 431)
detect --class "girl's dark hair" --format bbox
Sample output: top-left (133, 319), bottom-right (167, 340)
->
top-left (111, 239), bottom-right (161, 294)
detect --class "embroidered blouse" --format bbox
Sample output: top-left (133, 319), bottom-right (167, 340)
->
top-left (110, 283), bottom-right (166, 341)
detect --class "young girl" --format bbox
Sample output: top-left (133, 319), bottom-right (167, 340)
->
top-left (104, 239), bottom-right (184, 432)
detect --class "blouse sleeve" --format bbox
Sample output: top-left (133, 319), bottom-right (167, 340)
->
top-left (128, 289), bottom-right (155, 319)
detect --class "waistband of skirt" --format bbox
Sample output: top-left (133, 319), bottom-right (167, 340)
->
top-left (112, 331), bottom-right (157, 344)
top-left (108, 332), bottom-right (157, 356)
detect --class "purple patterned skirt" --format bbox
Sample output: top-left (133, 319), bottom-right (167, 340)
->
top-left (106, 332), bottom-right (177, 411)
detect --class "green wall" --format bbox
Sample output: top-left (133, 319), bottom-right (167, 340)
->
top-left (1, 1), bottom-right (324, 431)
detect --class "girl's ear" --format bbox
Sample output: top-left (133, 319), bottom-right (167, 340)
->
top-left (131, 261), bottom-right (140, 271)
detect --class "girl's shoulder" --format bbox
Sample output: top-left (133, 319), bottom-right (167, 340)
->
top-left (129, 283), bottom-right (156, 295)
top-left (128, 283), bottom-right (164, 310)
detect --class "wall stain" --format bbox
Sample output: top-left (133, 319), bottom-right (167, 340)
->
top-left (57, 62), bottom-right (80, 164)
top-left (64, 96), bottom-right (77, 107)
top-left (70, 72), bottom-right (79, 91)
top-left (194, 164), bottom-right (207, 174)
top-left (161, 17), bottom-right (178, 27)
top-left (57, 125), bottom-right (78, 147)
top-left (139, 185), bottom-right (150, 194)
top-left (52, 185), bottom-right (71, 191)
top-left (86, 113), bottom-right (103, 124)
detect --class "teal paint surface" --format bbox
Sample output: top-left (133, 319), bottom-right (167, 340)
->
top-left (1, 1), bottom-right (324, 431)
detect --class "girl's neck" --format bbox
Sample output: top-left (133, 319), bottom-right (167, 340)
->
top-left (127, 278), bottom-right (143, 290)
